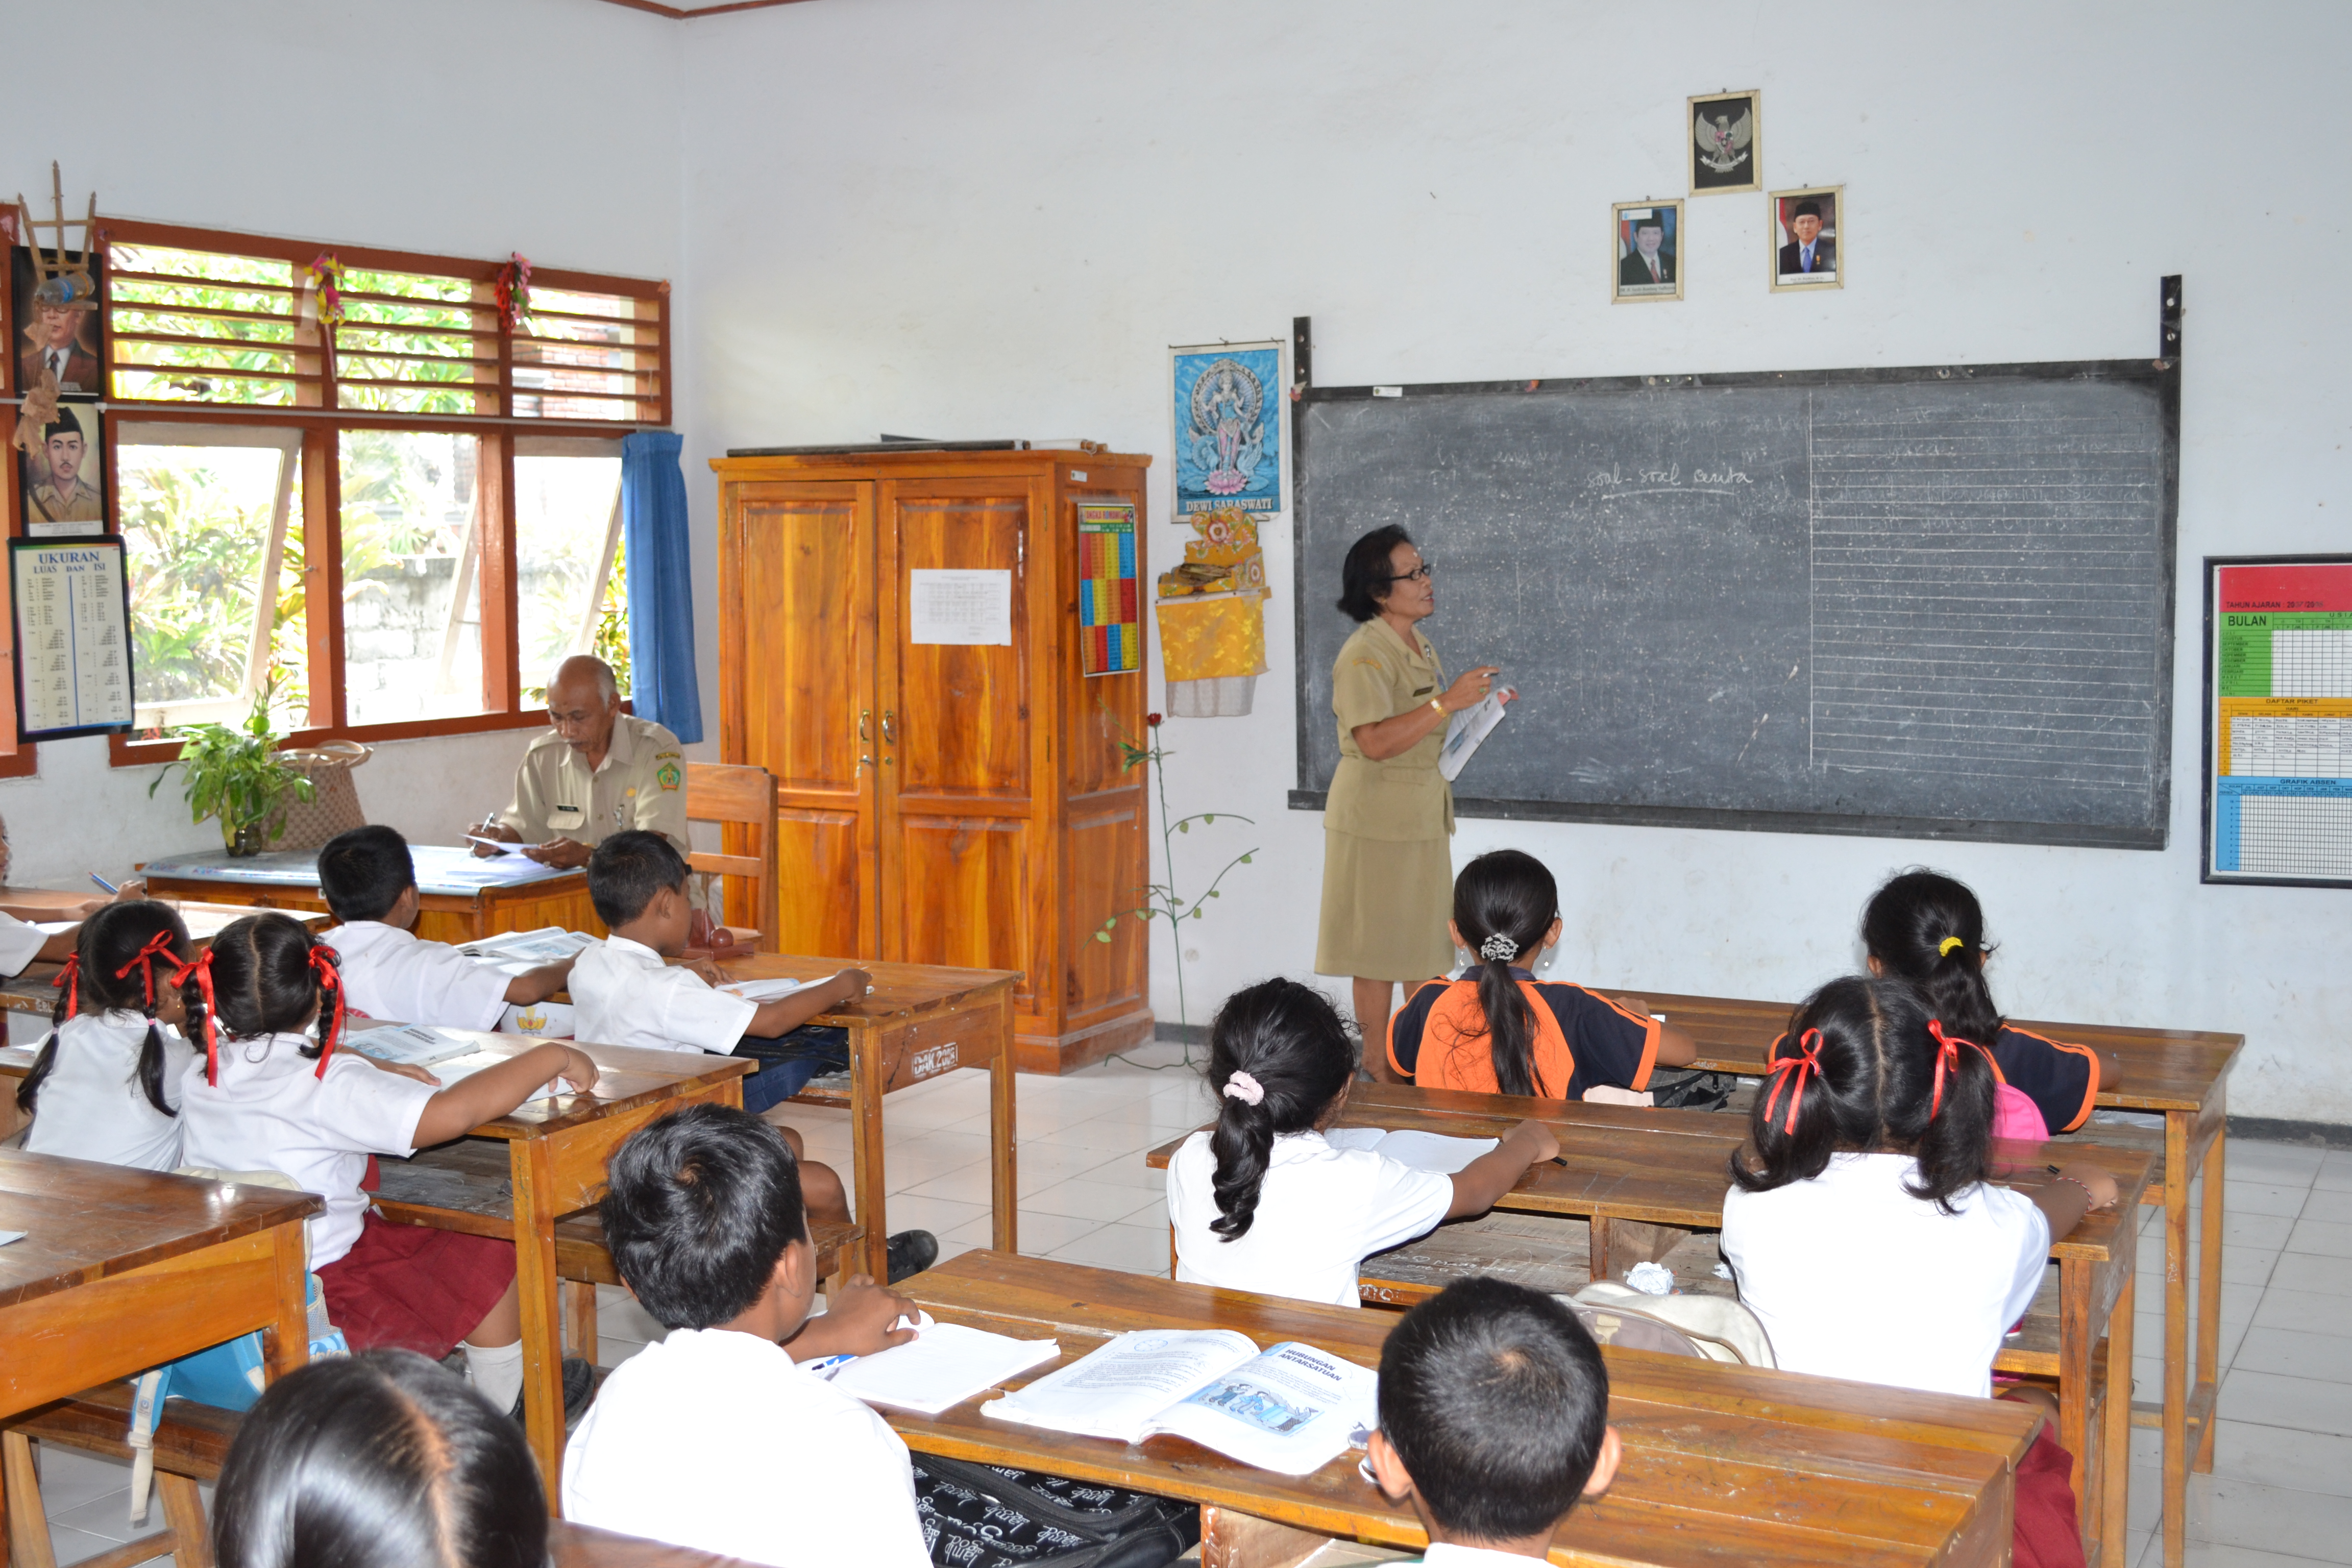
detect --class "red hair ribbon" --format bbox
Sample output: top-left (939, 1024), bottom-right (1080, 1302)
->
top-left (307, 945), bottom-right (344, 1075)
top-left (188, 947), bottom-right (222, 1086)
top-left (51, 953), bottom-right (81, 1020)
top-left (1762, 1028), bottom-right (1824, 1135)
top-left (1925, 1018), bottom-right (1996, 1120)
top-left (114, 928), bottom-right (180, 1009)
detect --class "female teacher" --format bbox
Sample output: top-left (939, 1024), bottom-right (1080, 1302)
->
top-left (1314, 525), bottom-right (1502, 1076)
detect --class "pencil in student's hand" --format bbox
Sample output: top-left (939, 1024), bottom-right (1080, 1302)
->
top-left (88, 872), bottom-right (117, 895)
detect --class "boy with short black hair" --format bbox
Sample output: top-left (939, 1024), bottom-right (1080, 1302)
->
top-left (1366, 1277), bottom-right (1623, 1563)
top-left (571, 830), bottom-right (936, 1280)
top-left (562, 1104), bottom-right (928, 1567)
top-left (318, 825), bottom-right (573, 1030)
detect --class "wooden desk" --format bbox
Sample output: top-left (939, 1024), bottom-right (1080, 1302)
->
top-left (0, 901), bottom-right (332, 1025)
top-left (358, 1026), bottom-right (753, 1507)
top-left (140, 844), bottom-right (599, 946)
top-left (705, 954), bottom-right (1019, 1283)
top-left (1145, 1085), bottom-right (2148, 1567)
top-left (1639, 987), bottom-right (2238, 1568)
top-left (893, 1251), bottom-right (2040, 1568)
top-left (550, 1521), bottom-right (756, 1566)
top-left (0, 1150), bottom-right (318, 1423)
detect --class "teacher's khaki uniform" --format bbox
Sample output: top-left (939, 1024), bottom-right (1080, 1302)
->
top-left (498, 713), bottom-right (692, 863)
top-left (1314, 620), bottom-right (1456, 983)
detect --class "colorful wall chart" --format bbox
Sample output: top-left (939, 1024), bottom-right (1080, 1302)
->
top-left (2206, 557), bottom-right (2352, 886)
top-left (1076, 501), bottom-right (1140, 676)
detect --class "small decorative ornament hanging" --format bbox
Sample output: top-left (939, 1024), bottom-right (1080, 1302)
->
top-left (495, 252), bottom-right (534, 333)
top-left (308, 252), bottom-right (346, 329)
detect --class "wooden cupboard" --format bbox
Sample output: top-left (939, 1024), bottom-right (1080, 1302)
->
top-left (712, 448), bottom-right (1155, 1074)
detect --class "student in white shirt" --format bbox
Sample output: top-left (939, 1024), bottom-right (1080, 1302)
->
top-left (214, 1349), bottom-right (549, 1568)
top-left (571, 831), bottom-right (937, 1282)
top-left (317, 825), bottom-right (573, 1030)
top-left (564, 1103), bottom-right (927, 1568)
top-left (16, 900), bottom-right (195, 1170)
top-left (1366, 1278), bottom-right (1622, 1564)
top-left (1718, 975), bottom-right (2120, 1566)
top-left (1167, 977), bottom-right (1558, 1308)
top-left (177, 912), bottom-right (602, 1419)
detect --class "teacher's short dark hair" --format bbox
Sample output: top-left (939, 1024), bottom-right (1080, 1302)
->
top-left (1337, 525), bottom-right (1414, 622)
top-left (212, 1350), bottom-right (547, 1568)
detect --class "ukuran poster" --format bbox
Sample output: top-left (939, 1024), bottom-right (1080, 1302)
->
top-left (1171, 341), bottom-right (1282, 517)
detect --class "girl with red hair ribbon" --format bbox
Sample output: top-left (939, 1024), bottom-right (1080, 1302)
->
top-left (1721, 975), bottom-right (2122, 1568)
top-left (14, 901), bottom-right (194, 1171)
top-left (176, 912), bottom-right (604, 1420)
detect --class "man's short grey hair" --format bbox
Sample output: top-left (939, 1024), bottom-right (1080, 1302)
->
top-left (555, 655), bottom-right (619, 704)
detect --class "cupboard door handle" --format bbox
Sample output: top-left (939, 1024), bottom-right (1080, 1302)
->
top-left (882, 710), bottom-right (897, 745)
top-left (859, 709), bottom-right (871, 744)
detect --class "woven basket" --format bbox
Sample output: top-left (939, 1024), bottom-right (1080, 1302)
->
top-left (271, 741), bottom-right (372, 851)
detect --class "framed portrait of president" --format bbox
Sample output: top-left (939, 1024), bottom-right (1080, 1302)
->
top-left (1770, 185), bottom-right (1844, 292)
top-left (1611, 200), bottom-right (1684, 303)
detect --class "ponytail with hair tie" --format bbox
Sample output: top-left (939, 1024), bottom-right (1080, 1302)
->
top-left (51, 953), bottom-right (81, 1021)
top-left (1924, 1018), bottom-right (1995, 1120)
top-left (188, 947), bottom-right (223, 1085)
top-left (1937, 935), bottom-right (1966, 957)
top-left (1762, 1028), bottom-right (1824, 1135)
top-left (115, 928), bottom-right (180, 1009)
top-left (307, 945), bottom-right (345, 1073)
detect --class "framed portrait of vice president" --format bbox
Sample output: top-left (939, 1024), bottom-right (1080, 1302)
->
top-left (1770, 185), bottom-right (1844, 292)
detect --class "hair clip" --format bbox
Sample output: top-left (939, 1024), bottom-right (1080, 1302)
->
top-left (1938, 935), bottom-right (1966, 958)
top-left (1221, 1070), bottom-right (1265, 1106)
top-left (1762, 1028), bottom-right (1823, 1135)
top-left (1477, 933), bottom-right (1520, 963)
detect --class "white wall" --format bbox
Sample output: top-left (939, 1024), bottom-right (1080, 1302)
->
top-left (676, 0), bottom-right (2352, 1121)
top-left (3, 0), bottom-right (687, 885)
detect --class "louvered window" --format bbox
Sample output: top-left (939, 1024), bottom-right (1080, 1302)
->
top-left (106, 242), bottom-right (314, 407)
top-left (333, 266), bottom-right (499, 415)
top-left (512, 285), bottom-right (665, 422)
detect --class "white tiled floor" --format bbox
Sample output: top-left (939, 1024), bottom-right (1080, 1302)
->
top-left (25, 1047), bottom-right (2352, 1566)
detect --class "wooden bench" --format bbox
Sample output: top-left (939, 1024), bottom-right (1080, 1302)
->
top-left (3, 1381), bottom-right (234, 1568)
top-left (373, 1137), bottom-right (862, 1363)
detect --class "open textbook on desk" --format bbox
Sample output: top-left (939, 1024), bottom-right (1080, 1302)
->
top-left (984, 1330), bottom-right (1377, 1475)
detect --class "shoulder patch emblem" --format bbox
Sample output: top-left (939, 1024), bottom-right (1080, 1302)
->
top-left (656, 761), bottom-right (682, 792)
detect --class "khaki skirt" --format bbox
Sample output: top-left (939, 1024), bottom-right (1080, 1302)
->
top-left (1314, 827), bottom-right (1456, 983)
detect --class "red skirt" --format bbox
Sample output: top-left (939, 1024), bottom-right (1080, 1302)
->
top-left (316, 1212), bottom-right (516, 1359)
top-left (2013, 1425), bottom-right (2087, 1568)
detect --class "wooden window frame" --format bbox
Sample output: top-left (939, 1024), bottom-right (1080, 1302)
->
top-left (80, 219), bottom-right (667, 770)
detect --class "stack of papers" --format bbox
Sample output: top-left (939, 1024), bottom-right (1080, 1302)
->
top-left (464, 836), bottom-right (542, 857)
top-left (826, 1321), bottom-right (1060, 1416)
top-left (352, 1023), bottom-right (481, 1068)
top-left (1322, 1126), bottom-right (1499, 1173)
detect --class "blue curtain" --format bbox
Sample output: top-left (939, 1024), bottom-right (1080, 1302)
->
top-left (620, 430), bottom-right (704, 744)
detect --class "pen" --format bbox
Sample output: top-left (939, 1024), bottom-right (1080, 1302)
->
top-left (89, 872), bottom-right (117, 895)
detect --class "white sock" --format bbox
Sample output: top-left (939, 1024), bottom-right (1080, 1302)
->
top-left (463, 1340), bottom-right (525, 1412)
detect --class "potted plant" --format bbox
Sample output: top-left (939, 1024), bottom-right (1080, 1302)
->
top-left (149, 683), bottom-right (315, 856)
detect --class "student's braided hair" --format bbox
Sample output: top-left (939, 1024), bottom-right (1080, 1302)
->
top-left (1203, 978), bottom-right (1357, 1241)
top-left (1728, 975), bottom-right (1997, 1215)
top-left (1446, 850), bottom-right (1560, 1097)
top-left (15, 900), bottom-right (191, 1120)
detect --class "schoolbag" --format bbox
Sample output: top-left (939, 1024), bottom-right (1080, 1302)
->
top-left (912, 1452), bottom-right (1199, 1568)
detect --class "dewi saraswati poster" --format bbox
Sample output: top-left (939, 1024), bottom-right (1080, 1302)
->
top-left (1171, 342), bottom-right (1282, 516)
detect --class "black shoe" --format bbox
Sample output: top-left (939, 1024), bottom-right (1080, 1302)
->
top-left (507, 1355), bottom-right (596, 1425)
top-left (885, 1229), bottom-right (939, 1284)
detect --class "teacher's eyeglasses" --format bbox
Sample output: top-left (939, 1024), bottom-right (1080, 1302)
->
top-left (1386, 561), bottom-right (1435, 583)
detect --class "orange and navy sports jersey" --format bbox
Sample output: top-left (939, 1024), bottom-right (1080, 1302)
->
top-left (1766, 1022), bottom-right (2100, 1135)
top-left (1991, 1025), bottom-right (2101, 1135)
top-left (1387, 972), bottom-right (1661, 1100)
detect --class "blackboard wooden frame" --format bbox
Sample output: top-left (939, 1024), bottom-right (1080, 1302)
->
top-left (2200, 552), bottom-right (2352, 890)
top-left (1287, 288), bottom-right (2183, 849)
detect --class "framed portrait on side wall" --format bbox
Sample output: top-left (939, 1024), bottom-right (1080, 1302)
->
top-left (12, 243), bottom-right (104, 398)
top-left (1770, 185), bottom-right (1844, 291)
top-left (1611, 200), bottom-right (1684, 303)
top-left (1689, 90), bottom-right (1761, 195)
top-left (18, 401), bottom-right (105, 536)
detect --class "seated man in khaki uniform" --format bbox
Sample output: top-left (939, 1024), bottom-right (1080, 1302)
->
top-left (472, 655), bottom-right (730, 947)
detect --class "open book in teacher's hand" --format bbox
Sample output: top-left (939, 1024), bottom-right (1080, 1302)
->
top-left (982, 1329), bottom-right (1377, 1476)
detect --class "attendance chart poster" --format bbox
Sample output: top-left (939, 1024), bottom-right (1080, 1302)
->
top-left (1171, 341), bottom-right (1283, 517)
top-left (2205, 556), bottom-right (2352, 886)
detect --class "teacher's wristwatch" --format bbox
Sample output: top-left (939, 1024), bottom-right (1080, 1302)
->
top-left (1428, 697), bottom-right (1445, 717)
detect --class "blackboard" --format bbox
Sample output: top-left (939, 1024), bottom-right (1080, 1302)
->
top-left (1292, 357), bottom-right (2179, 849)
